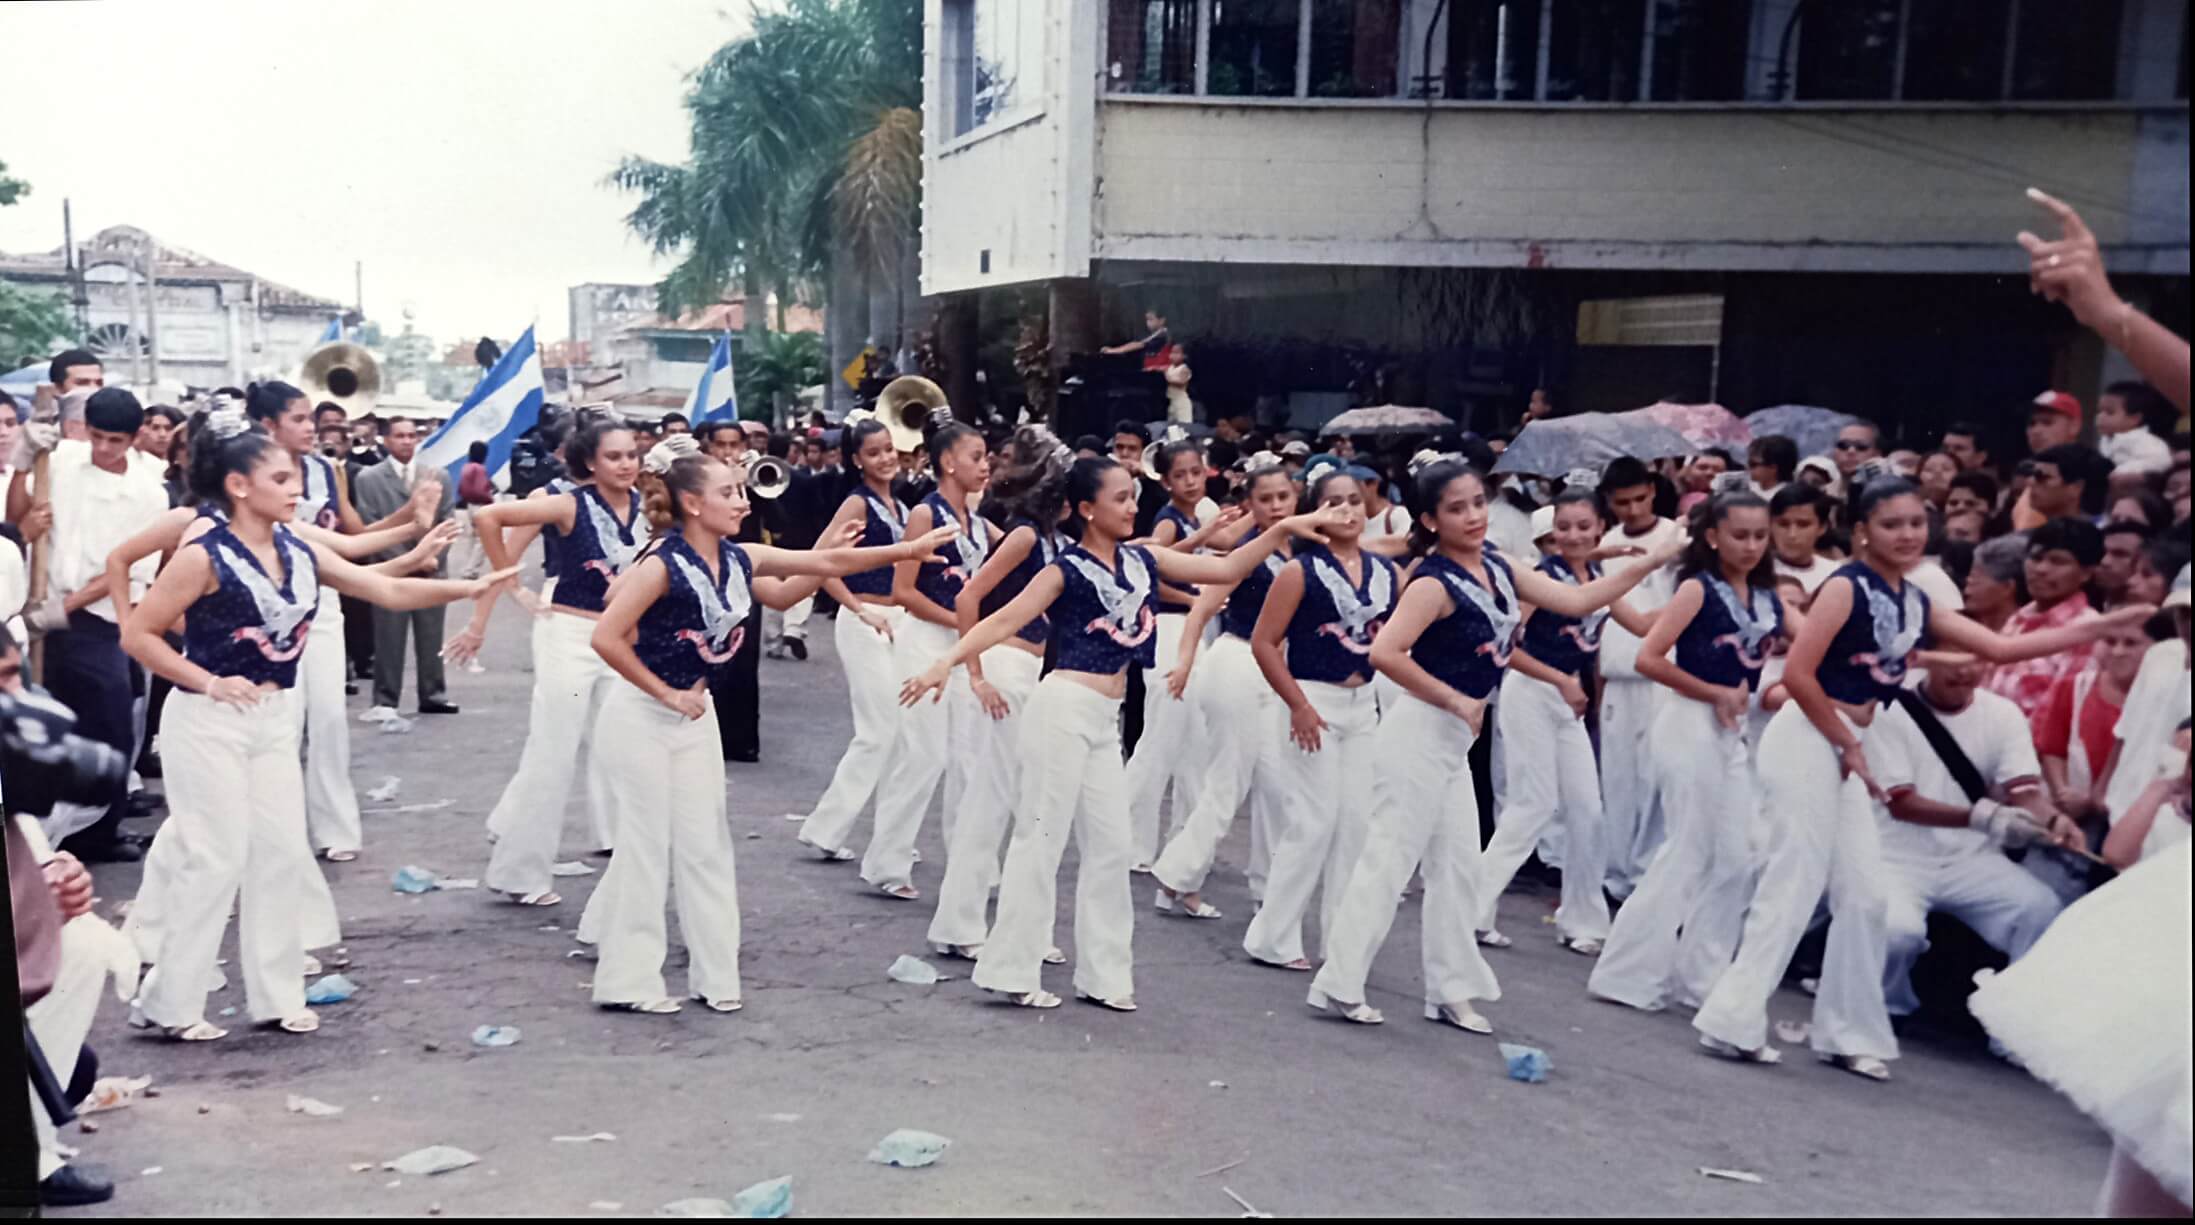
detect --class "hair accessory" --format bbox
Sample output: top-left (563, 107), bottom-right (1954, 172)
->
top-left (1407, 448), bottom-right (1462, 477)
top-left (1562, 465), bottom-right (1601, 489)
top-left (1711, 470), bottom-right (1752, 494)
top-left (1851, 456), bottom-right (1896, 488)
top-left (643, 433), bottom-right (701, 474)
top-left (206, 404), bottom-right (252, 442)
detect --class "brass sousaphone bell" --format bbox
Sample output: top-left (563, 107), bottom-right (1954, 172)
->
top-left (874, 375), bottom-right (948, 453)
top-left (296, 341), bottom-right (383, 419)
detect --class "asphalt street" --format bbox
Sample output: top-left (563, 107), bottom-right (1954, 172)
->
top-left (57, 592), bottom-right (2110, 1217)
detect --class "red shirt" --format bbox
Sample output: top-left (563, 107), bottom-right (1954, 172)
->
top-left (2033, 665), bottom-right (2121, 771)
top-left (1981, 593), bottom-right (2096, 722)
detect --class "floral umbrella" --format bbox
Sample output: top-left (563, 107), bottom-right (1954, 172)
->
top-left (1626, 401), bottom-right (1751, 451)
top-left (1320, 404), bottom-right (1456, 437)
top-left (1744, 405), bottom-right (1866, 460)
top-left (1493, 413), bottom-right (1694, 478)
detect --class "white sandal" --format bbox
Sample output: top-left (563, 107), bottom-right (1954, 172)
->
top-left (875, 881), bottom-right (920, 901)
top-left (271, 1010), bottom-right (320, 1035)
top-left (1042, 946), bottom-right (1066, 966)
top-left (322, 849), bottom-right (358, 863)
top-left (931, 942), bottom-right (982, 961)
top-left (1826, 1053), bottom-right (1892, 1082)
top-left (1475, 929), bottom-right (1513, 949)
top-left (506, 890), bottom-right (561, 907)
top-left (1698, 1034), bottom-right (1783, 1065)
top-left (300, 954), bottom-right (323, 977)
top-left (798, 837), bottom-right (855, 862)
top-left (1560, 937), bottom-right (1602, 957)
top-left (1154, 888), bottom-right (1221, 920)
top-left (132, 1013), bottom-right (226, 1043)
top-left (990, 988), bottom-right (1062, 1010)
top-left (1422, 1002), bottom-right (1492, 1034)
top-left (603, 998), bottom-right (682, 1015)
top-left (1307, 987), bottom-right (1384, 1025)
top-left (1075, 991), bottom-right (1137, 1012)
top-left (692, 996), bottom-right (743, 1014)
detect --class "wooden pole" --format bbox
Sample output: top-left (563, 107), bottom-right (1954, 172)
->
top-left (24, 385), bottom-right (58, 682)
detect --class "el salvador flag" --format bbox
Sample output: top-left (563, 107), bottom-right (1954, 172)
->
top-left (318, 316), bottom-right (343, 344)
top-left (684, 333), bottom-right (738, 424)
top-left (417, 325), bottom-right (545, 482)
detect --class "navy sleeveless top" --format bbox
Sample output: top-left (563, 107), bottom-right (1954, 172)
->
top-left (1153, 504), bottom-right (1201, 613)
top-left (1516, 556), bottom-right (1606, 678)
top-left (1410, 552), bottom-right (1519, 701)
top-left (539, 477), bottom-right (577, 578)
top-left (549, 485), bottom-right (649, 614)
top-left (1220, 527), bottom-right (1286, 640)
top-left (293, 453), bottom-right (342, 532)
top-left (1284, 545), bottom-right (1398, 685)
top-left (182, 523), bottom-right (321, 689)
top-left (1049, 543), bottom-right (1160, 674)
top-left (913, 491), bottom-right (994, 611)
top-left (1818, 561), bottom-right (1931, 706)
top-left (1673, 572), bottom-right (1785, 689)
top-left (842, 486), bottom-right (906, 597)
top-left (632, 535), bottom-right (756, 690)
top-left (984, 520), bottom-right (1062, 646)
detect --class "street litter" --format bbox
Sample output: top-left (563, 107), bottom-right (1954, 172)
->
top-left (385, 1146), bottom-right (479, 1176)
top-left (552, 1132), bottom-right (617, 1143)
top-left (435, 877), bottom-right (480, 890)
top-left (471, 1025), bottom-right (522, 1047)
top-left (305, 974), bottom-right (358, 1005)
top-left (1208, 1080), bottom-right (1227, 1089)
top-left (1221, 1186), bottom-right (1271, 1218)
top-left (286, 1095), bottom-right (345, 1117)
top-left (867, 1128), bottom-right (950, 1168)
top-left (762, 1113), bottom-right (801, 1123)
top-left (886, 954), bottom-right (949, 985)
top-left (79, 1075), bottom-right (154, 1114)
top-left (1773, 1020), bottom-right (1811, 1045)
top-left (1699, 1167), bottom-right (1765, 1185)
top-left (349, 1163), bottom-right (375, 1173)
top-left (731, 1176), bottom-right (793, 1218)
top-left (551, 861), bottom-right (596, 876)
top-left (590, 1203), bottom-right (623, 1212)
top-left (1197, 1158), bottom-right (1246, 1178)
top-left (1499, 1043), bottom-right (1551, 1084)
top-left (393, 866), bottom-right (438, 894)
top-left (368, 799), bottom-right (457, 814)
top-left (140, 1167), bottom-right (162, 1177)
top-left (365, 776), bottom-right (401, 803)
top-left (378, 715), bottom-right (416, 734)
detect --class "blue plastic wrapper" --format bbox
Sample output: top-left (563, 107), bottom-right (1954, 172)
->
top-left (304, 973), bottom-right (358, 1005)
top-left (730, 1176), bottom-right (793, 1218)
top-left (1498, 1042), bottom-right (1550, 1083)
top-left (392, 865), bottom-right (437, 894)
top-left (471, 1024), bottom-right (522, 1047)
top-left (867, 1128), bottom-right (951, 1168)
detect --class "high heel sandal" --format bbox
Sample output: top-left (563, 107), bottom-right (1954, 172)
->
top-left (602, 998), bottom-right (682, 1015)
top-left (1560, 936), bottom-right (1602, 957)
top-left (931, 941), bottom-right (981, 961)
top-left (988, 988), bottom-right (1062, 1009)
top-left (797, 836), bottom-right (855, 862)
top-left (692, 996), bottom-right (743, 1014)
top-left (1824, 1053), bottom-right (1891, 1082)
top-left (1153, 887), bottom-right (1221, 920)
top-left (131, 1010), bottom-right (227, 1043)
top-left (1422, 1001), bottom-right (1492, 1034)
top-left (1074, 991), bottom-right (1137, 1012)
top-left (1306, 987), bottom-right (1384, 1025)
top-left (1475, 929), bottom-right (1513, 948)
top-left (1698, 1034), bottom-right (1782, 1064)
top-left (265, 1010), bottom-right (320, 1035)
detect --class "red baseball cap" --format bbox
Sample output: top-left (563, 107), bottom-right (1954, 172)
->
top-left (2030, 390), bottom-right (2082, 424)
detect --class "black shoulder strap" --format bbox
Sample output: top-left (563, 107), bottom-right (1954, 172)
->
top-left (1892, 689), bottom-right (1988, 804)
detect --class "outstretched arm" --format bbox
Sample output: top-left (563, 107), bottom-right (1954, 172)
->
top-left (1927, 602), bottom-right (2154, 665)
top-left (900, 569), bottom-right (1065, 705)
top-left (314, 542), bottom-right (510, 610)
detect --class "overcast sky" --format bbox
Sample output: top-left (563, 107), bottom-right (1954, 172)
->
top-left (0, 0), bottom-right (746, 343)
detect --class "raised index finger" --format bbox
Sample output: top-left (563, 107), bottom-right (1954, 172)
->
top-left (2025, 187), bottom-right (2093, 244)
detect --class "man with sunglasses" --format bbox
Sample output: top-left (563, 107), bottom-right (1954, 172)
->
top-left (1832, 420), bottom-right (1883, 478)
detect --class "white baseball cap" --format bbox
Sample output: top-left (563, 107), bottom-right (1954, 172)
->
top-left (1530, 504), bottom-right (1556, 540)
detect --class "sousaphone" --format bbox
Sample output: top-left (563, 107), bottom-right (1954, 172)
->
top-left (296, 341), bottom-right (382, 419)
top-left (874, 375), bottom-right (947, 454)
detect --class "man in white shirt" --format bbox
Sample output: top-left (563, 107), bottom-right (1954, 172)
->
top-left (1868, 655), bottom-right (2076, 1018)
top-left (1594, 457), bottom-right (1685, 897)
top-left (4, 388), bottom-right (169, 860)
top-left (2095, 380), bottom-right (2173, 479)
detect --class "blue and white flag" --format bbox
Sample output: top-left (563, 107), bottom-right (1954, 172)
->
top-left (318, 316), bottom-right (344, 344)
top-left (684, 333), bottom-right (738, 424)
top-left (418, 325), bottom-right (544, 482)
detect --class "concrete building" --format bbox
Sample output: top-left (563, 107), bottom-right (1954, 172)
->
top-left (0, 224), bottom-right (346, 392)
top-left (564, 282), bottom-right (826, 416)
top-left (920, 0), bottom-right (2189, 447)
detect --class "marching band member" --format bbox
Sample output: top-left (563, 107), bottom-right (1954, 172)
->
top-left (1308, 461), bottom-right (1680, 1031)
top-left (795, 418), bottom-right (914, 859)
top-left (1691, 474), bottom-right (2152, 1080)
top-left (901, 458), bottom-right (1343, 1010)
top-left (1590, 491), bottom-right (1796, 1011)
top-left (1475, 488), bottom-right (1656, 955)
top-left (1240, 466), bottom-right (1398, 970)
top-left (445, 420), bottom-right (648, 908)
top-left (861, 419), bottom-right (992, 900)
top-left (120, 409), bottom-right (503, 1040)
top-left (587, 438), bottom-right (951, 1013)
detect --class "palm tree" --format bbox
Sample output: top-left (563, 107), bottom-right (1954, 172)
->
top-left (609, 0), bottom-right (922, 388)
top-left (738, 329), bottom-right (828, 423)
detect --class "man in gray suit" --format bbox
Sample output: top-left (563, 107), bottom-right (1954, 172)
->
top-left (352, 417), bottom-right (459, 717)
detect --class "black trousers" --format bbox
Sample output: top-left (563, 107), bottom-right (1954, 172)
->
top-left (44, 613), bottom-right (137, 851)
top-left (709, 606), bottom-right (763, 759)
top-left (341, 593), bottom-right (376, 678)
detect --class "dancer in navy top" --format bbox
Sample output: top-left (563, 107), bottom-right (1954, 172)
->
top-left (902, 458), bottom-right (1346, 1011)
top-left (1593, 491), bottom-right (1802, 1012)
top-left (1693, 473), bottom-right (2152, 1079)
top-left (1309, 460), bottom-right (1679, 1032)
top-left (446, 421), bottom-right (650, 908)
top-left (797, 417), bottom-right (919, 858)
top-left (586, 437), bottom-right (952, 1014)
top-left (120, 408), bottom-right (505, 1042)
top-left (1477, 488), bottom-right (1658, 955)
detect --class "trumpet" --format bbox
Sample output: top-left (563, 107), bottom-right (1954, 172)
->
top-left (743, 453), bottom-right (792, 500)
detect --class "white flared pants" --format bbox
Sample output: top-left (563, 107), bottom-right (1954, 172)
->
top-left (1598, 675), bottom-right (1665, 898)
top-left (485, 611), bottom-right (622, 897)
top-left (970, 676), bottom-right (1135, 1002)
top-left (1242, 680), bottom-right (1378, 966)
top-left (297, 600), bottom-right (362, 854)
top-left (799, 606), bottom-right (908, 852)
top-left (1480, 670), bottom-right (1611, 942)
top-left (927, 646), bottom-right (1043, 948)
top-left (1150, 636), bottom-right (1282, 897)
top-left (1310, 691), bottom-right (1501, 1009)
top-left (1124, 612), bottom-right (1208, 864)
top-left (588, 683), bottom-right (743, 1005)
top-left (862, 618), bottom-right (964, 890)
top-left (1694, 704), bottom-right (1897, 1060)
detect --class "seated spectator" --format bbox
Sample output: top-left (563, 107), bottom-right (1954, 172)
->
top-left (1982, 518), bottom-right (2104, 720)
top-left (2036, 620), bottom-right (2152, 871)
top-left (2014, 443), bottom-right (2104, 530)
top-left (1943, 507), bottom-right (1988, 544)
top-left (2096, 381), bottom-right (2175, 479)
top-left (2097, 519), bottom-right (2154, 609)
top-left (1962, 533), bottom-right (2030, 633)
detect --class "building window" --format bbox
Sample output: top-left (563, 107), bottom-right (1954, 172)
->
top-left (1208, 0), bottom-right (1302, 96)
top-left (1788, 0), bottom-right (2125, 102)
top-left (2008, 0), bottom-right (2123, 101)
top-left (1643, 0), bottom-right (1747, 101)
top-left (1542, 0), bottom-right (1645, 102)
top-left (1308, 1), bottom-right (1404, 97)
top-left (945, 0), bottom-right (1046, 138)
top-left (1108, 0), bottom-right (1200, 94)
top-left (1445, 1), bottom-right (1541, 100)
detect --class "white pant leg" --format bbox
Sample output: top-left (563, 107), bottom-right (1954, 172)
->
top-left (1068, 700), bottom-right (1137, 1003)
top-left (928, 647), bottom-right (1042, 948)
top-left (666, 694), bottom-right (743, 1003)
top-left (1592, 695), bottom-right (1750, 1009)
top-left (972, 677), bottom-right (1116, 996)
top-left (1671, 721), bottom-right (1760, 1009)
top-left (1695, 704), bottom-right (1855, 1053)
top-left (126, 793), bottom-right (339, 965)
top-left (1151, 637), bottom-right (1268, 895)
top-left (1599, 677), bottom-right (1663, 898)
top-left (1808, 745), bottom-right (1897, 1061)
top-left (1244, 682), bottom-right (1377, 966)
top-left (485, 613), bottom-right (615, 898)
top-left (1878, 855), bottom-right (1940, 1017)
top-left (298, 605), bottom-right (361, 854)
top-left (1124, 612), bottom-right (1191, 865)
top-left (799, 607), bottom-right (906, 850)
top-left (27, 918), bottom-right (114, 1179)
top-left (862, 619), bottom-right (958, 890)
top-left (781, 594), bottom-right (812, 641)
top-left (137, 693), bottom-right (308, 1028)
top-left (1313, 693), bottom-right (1499, 1008)
top-left (1247, 739), bottom-right (1279, 902)
top-left (1479, 671), bottom-right (1611, 940)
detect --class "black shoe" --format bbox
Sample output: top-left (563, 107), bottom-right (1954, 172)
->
top-left (727, 747), bottom-right (760, 763)
top-left (344, 681), bottom-right (358, 696)
top-left (786, 638), bottom-right (808, 661)
top-left (40, 1165), bottom-right (114, 1207)
top-left (417, 699), bottom-right (460, 715)
top-left (68, 839), bottom-right (144, 864)
top-left (126, 791), bottom-right (164, 818)
top-left (136, 751), bottom-right (163, 780)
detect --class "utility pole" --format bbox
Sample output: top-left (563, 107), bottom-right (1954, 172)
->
top-left (61, 198), bottom-right (88, 337)
top-left (354, 259), bottom-right (364, 324)
top-left (143, 230), bottom-right (161, 390)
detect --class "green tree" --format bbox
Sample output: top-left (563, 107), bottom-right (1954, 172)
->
top-left (0, 158), bottom-right (74, 367)
top-left (738, 329), bottom-right (826, 423)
